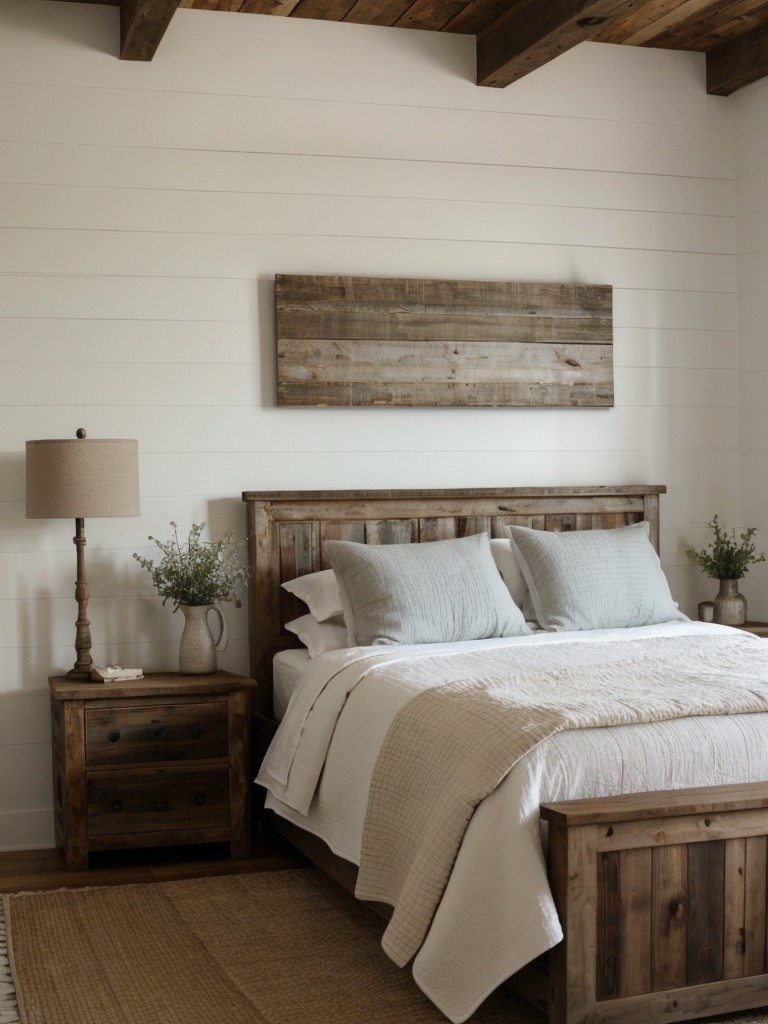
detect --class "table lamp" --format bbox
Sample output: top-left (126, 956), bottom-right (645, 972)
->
top-left (26, 428), bottom-right (140, 680)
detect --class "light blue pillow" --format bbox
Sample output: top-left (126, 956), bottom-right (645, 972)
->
top-left (508, 522), bottom-right (687, 632)
top-left (327, 533), bottom-right (530, 646)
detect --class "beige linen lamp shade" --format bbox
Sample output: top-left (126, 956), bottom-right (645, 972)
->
top-left (26, 438), bottom-right (140, 520)
top-left (25, 430), bottom-right (140, 680)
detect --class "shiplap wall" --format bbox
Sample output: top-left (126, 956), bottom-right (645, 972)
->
top-left (735, 80), bottom-right (768, 623)
top-left (0, 0), bottom-right (742, 849)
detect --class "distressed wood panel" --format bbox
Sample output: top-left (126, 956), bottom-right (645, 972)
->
top-left (278, 521), bottom-right (317, 625)
top-left (687, 839), bottom-right (726, 984)
top-left (723, 835), bottom-right (768, 979)
top-left (598, 847), bottom-right (655, 998)
top-left (275, 274), bottom-right (613, 408)
top-left (651, 844), bottom-right (689, 992)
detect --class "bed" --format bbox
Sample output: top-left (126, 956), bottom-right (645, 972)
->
top-left (242, 485), bottom-right (768, 1024)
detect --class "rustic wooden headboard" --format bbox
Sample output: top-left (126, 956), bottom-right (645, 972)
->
top-left (242, 485), bottom-right (665, 717)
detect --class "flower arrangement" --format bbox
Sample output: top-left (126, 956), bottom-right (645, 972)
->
top-left (133, 522), bottom-right (249, 610)
top-left (686, 515), bottom-right (765, 580)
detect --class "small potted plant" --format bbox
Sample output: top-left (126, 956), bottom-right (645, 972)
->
top-left (134, 522), bottom-right (249, 673)
top-left (687, 515), bottom-right (765, 625)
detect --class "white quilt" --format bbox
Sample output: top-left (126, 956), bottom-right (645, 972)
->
top-left (256, 622), bottom-right (768, 1023)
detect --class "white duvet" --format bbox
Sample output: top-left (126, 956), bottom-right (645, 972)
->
top-left (256, 621), bottom-right (768, 1023)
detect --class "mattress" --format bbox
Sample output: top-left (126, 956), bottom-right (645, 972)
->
top-left (273, 647), bottom-right (311, 720)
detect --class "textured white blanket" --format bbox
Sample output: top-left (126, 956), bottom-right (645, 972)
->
top-left (355, 633), bottom-right (768, 967)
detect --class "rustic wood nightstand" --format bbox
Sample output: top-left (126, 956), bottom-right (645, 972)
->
top-left (49, 671), bottom-right (256, 870)
top-left (735, 621), bottom-right (768, 637)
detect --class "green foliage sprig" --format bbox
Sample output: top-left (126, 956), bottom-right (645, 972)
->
top-left (133, 522), bottom-right (249, 611)
top-left (686, 515), bottom-right (765, 580)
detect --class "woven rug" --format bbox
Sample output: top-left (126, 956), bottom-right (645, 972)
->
top-left (3, 868), bottom-right (768, 1024)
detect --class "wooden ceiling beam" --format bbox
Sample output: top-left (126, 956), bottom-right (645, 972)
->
top-left (476, 0), bottom-right (657, 89)
top-left (707, 21), bottom-right (768, 95)
top-left (120, 0), bottom-right (180, 60)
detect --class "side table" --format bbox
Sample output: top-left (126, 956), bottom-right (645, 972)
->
top-left (735, 622), bottom-right (768, 638)
top-left (49, 670), bottom-right (256, 870)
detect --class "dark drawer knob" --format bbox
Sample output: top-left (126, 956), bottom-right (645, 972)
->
top-left (107, 729), bottom-right (120, 743)
top-left (192, 727), bottom-right (205, 740)
top-left (150, 725), bottom-right (167, 740)
top-left (154, 799), bottom-right (168, 812)
top-left (111, 799), bottom-right (123, 813)
top-left (194, 793), bottom-right (206, 806)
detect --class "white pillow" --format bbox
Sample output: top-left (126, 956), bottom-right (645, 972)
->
top-left (281, 568), bottom-right (343, 622)
top-left (490, 538), bottom-right (527, 609)
top-left (327, 533), bottom-right (530, 647)
top-left (508, 522), bottom-right (687, 632)
top-left (285, 614), bottom-right (348, 658)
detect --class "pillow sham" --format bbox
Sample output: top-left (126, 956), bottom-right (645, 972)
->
top-left (281, 568), bottom-right (343, 622)
top-left (508, 521), bottom-right (687, 632)
top-left (285, 613), bottom-right (348, 658)
top-left (489, 538), bottom-right (527, 609)
top-left (326, 532), bottom-right (530, 647)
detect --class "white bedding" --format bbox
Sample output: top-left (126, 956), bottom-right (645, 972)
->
top-left (272, 648), bottom-right (311, 720)
top-left (257, 621), bottom-right (768, 1023)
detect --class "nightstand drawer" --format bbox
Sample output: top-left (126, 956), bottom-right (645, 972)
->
top-left (87, 765), bottom-right (230, 836)
top-left (85, 701), bottom-right (228, 765)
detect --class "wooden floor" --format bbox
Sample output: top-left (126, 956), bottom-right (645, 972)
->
top-left (0, 833), bottom-right (308, 894)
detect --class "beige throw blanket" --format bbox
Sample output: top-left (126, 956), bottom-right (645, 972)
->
top-left (355, 633), bottom-right (768, 967)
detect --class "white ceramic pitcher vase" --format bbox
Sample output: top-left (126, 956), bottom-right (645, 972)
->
top-left (178, 604), bottom-right (228, 674)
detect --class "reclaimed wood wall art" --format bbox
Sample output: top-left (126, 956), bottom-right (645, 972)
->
top-left (275, 274), bottom-right (613, 408)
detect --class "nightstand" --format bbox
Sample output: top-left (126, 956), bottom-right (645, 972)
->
top-left (736, 621), bottom-right (768, 638)
top-left (49, 671), bottom-right (256, 870)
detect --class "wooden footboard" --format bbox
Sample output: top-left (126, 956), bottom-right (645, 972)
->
top-left (541, 782), bottom-right (768, 1024)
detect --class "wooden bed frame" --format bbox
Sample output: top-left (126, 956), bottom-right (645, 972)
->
top-left (242, 485), bottom-right (768, 1024)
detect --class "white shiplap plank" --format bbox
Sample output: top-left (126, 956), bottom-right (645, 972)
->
top-left (616, 328), bottom-right (737, 369)
top-left (0, 694), bottom-right (49, 743)
top-left (615, 367), bottom-right (739, 408)
top-left (0, 318), bottom-right (259, 365)
top-left (0, 589), bottom-right (250, 649)
top-left (734, 123), bottom-right (768, 177)
top-left (0, 404), bottom-right (740, 464)
top-left (737, 249), bottom-right (768, 295)
top-left (735, 165), bottom-right (768, 216)
top-left (738, 331), bottom-right (768, 369)
top-left (618, 288), bottom-right (735, 330)
top-left (0, 744), bottom-right (50, 804)
top-left (0, 274), bottom-right (254, 321)
top-left (736, 208), bottom-right (768, 252)
top-left (732, 76), bottom-right (768, 138)
top-left (0, 360), bottom-right (258, 407)
top-left (128, 446), bottom-right (741, 496)
top-left (740, 408), bottom-right (768, 442)
top-left (0, 185), bottom-right (735, 255)
top-left (739, 369), bottom-right (768, 409)
top-left (0, 82), bottom-right (734, 179)
top-left (0, 142), bottom-right (734, 217)
top-left (0, 238), bottom-right (736, 295)
top-left (737, 288), bottom-right (768, 329)
top-left (661, 485), bottom-right (741, 529)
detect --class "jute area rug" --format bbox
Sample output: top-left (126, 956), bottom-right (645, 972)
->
top-left (3, 868), bottom-right (768, 1024)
